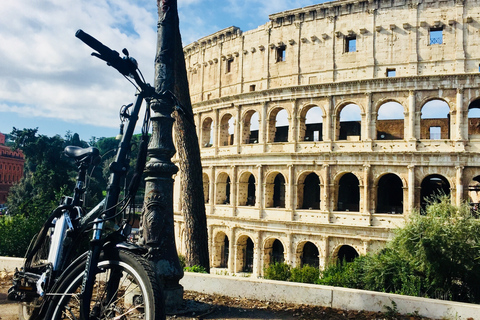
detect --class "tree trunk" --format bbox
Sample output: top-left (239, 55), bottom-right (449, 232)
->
top-left (170, 9), bottom-right (210, 272)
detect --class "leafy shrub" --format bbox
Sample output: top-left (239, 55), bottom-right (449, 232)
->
top-left (0, 212), bottom-right (45, 257)
top-left (184, 265), bottom-right (208, 273)
top-left (290, 264), bottom-right (320, 284)
top-left (264, 262), bottom-right (291, 281)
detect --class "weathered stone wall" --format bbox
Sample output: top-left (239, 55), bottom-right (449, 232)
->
top-left (175, 0), bottom-right (480, 277)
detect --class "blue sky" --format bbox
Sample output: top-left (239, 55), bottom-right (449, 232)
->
top-left (0, 0), bottom-right (325, 142)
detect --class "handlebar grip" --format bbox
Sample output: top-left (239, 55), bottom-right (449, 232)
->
top-left (75, 29), bottom-right (117, 59)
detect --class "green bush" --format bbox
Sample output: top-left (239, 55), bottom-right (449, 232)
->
top-left (318, 195), bottom-right (480, 303)
top-left (264, 262), bottom-right (291, 281)
top-left (0, 212), bottom-right (45, 257)
top-left (184, 265), bottom-right (208, 273)
top-left (290, 264), bottom-right (320, 284)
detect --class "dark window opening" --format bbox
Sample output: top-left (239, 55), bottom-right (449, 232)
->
top-left (420, 174), bottom-right (450, 211)
top-left (220, 236), bottom-right (229, 268)
top-left (226, 58), bottom-right (234, 73)
top-left (345, 36), bottom-right (356, 52)
top-left (305, 123), bottom-right (323, 141)
top-left (243, 238), bottom-right (254, 273)
top-left (302, 173), bottom-right (320, 209)
top-left (339, 121), bottom-right (361, 140)
top-left (273, 174), bottom-right (286, 208)
top-left (272, 240), bottom-right (284, 264)
top-left (225, 177), bottom-right (231, 204)
top-left (250, 84), bottom-right (256, 92)
top-left (337, 173), bottom-right (360, 211)
top-left (247, 175), bottom-right (256, 206)
top-left (337, 245), bottom-right (359, 264)
top-left (301, 242), bottom-right (319, 268)
top-left (377, 174), bottom-right (403, 214)
top-left (276, 46), bottom-right (286, 62)
top-left (429, 28), bottom-right (443, 45)
top-left (248, 130), bottom-right (259, 144)
top-left (274, 126), bottom-right (289, 142)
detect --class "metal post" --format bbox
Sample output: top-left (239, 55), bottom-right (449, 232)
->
top-left (140, 0), bottom-right (183, 310)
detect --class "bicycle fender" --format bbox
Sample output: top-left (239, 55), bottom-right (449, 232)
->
top-left (115, 241), bottom-right (149, 255)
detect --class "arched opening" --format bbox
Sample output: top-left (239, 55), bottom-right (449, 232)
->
top-left (302, 106), bottom-right (323, 142)
top-left (420, 174), bottom-right (450, 210)
top-left (301, 242), bottom-right (319, 267)
top-left (420, 100), bottom-right (450, 140)
top-left (468, 175), bottom-right (480, 212)
top-left (467, 98), bottom-right (480, 138)
top-left (336, 245), bottom-right (359, 264)
top-left (203, 173), bottom-right (210, 203)
top-left (220, 114), bottom-right (235, 146)
top-left (236, 235), bottom-right (254, 273)
top-left (273, 109), bottom-right (289, 142)
top-left (337, 173), bottom-right (360, 211)
top-left (299, 172), bottom-right (320, 209)
top-left (212, 232), bottom-right (229, 268)
top-left (338, 104), bottom-right (361, 141)
top-left (238, 172), bottom-right (256, 206)
top-left (376, 101), bottom-right (404, 140)
top-left (216, 173), bottom-right (231, 205)
top-left (376, 174), bottom-right (403, 214)
top-left (243, 111), bottom-right (259, 144)
top-left (201, 117), bottom-right (214, 147)
top-left (273, 174), bottom-right (286, 208)
top-left (264, 238), bottom-right (285, 267)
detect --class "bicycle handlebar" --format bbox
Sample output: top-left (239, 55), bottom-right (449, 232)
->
top-left (75, 29), bottom-right (137, 78)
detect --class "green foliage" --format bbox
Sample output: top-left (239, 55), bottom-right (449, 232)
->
top-left (290, 264), bottom-right (320, 284)
top-left (264, 262), bottom-right (291, 281)
top-left (184, 265), bottom-right (208, 273)
top-left (178, 254), bottom-right (186, 269)
top-left (0, 212), bottom-right (45, 257)
top-left (263, 262), bottom-right (320, 284)
top-left (318, 195), bottom-right (480, 303)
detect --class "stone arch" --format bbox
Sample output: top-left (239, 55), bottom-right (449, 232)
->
top-left (376, 173), bottom-right (404, 214)
top-left (242, 109), bottom-right (260, 144)
top-left (267, 107), bottom-right (289, 143)
top-left (216, 172), bottom-right (231, 204)
top-left (336, 103), bottom-right (362, 141)
top-left (299, 105), bottom-right (324, 142)
top-left (336, 172), bottom-right (360, 212)
top-left (467, 98), bottom-right (480, 138)
top-left (212, 231), bottom-right (229, 268)
top-left (203, 172), bottom-right (210, 203)
top-left (297, 171), bottom-right (321, 209)
top-left (201, 117), bottom-right (214, 147)
top-left (264, 238), bottom-right (285, 267)
top-left (420, 174), bottom-right (451, 210)
top-left (265, 171), bottom-right (286, 208)
top-left (238, 171), bottom-right (256, 206)
top-left (376, 101), bottom-right (405, 140)
top-left (219, 113), bottom-right (235, 146)
top-left (296, 241), bottom-right (319, 268)
top-left (236, 235), bottom-right (254, 273)
top-left (420, 99), bottom-right (451, 140)
top-left (333, 244), bottom-right (359, 264)
top-left (468, 175), bottom-right (480, 210)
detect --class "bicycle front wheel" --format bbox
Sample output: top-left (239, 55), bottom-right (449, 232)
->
top-left (46, 249), bottom-right (164, 320)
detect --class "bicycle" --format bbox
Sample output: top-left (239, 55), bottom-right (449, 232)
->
top-left (8, 30), bottom-right (166, 320)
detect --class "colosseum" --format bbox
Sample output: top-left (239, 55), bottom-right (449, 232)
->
top-left (173, 0), bottom-right (480, 277)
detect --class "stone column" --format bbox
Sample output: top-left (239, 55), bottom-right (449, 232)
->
top-left (456, 88), bottom-right (465, 141)
top-left (253, 231), bottom-right (262, 278)
top-left (257, 164), bottom-right (264, 218)
top-left (407, 165), bottom-right (415, 215)
top-left (408, 90), bottom-right (416, 141)
top-left (456, 166), bottom-right (464, 207)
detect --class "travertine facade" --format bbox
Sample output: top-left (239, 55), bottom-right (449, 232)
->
top-left (174, 0), bottom-right (480, 277)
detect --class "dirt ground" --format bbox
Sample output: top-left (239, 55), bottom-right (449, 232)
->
top-left (0, 271), bottom-right (435, 320)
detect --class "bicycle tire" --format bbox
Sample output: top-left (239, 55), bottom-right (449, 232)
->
top-left (45, 248), bottom-right (165, 320)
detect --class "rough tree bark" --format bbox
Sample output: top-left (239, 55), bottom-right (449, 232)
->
top-left (166, 1), bottom-right (210, 271)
